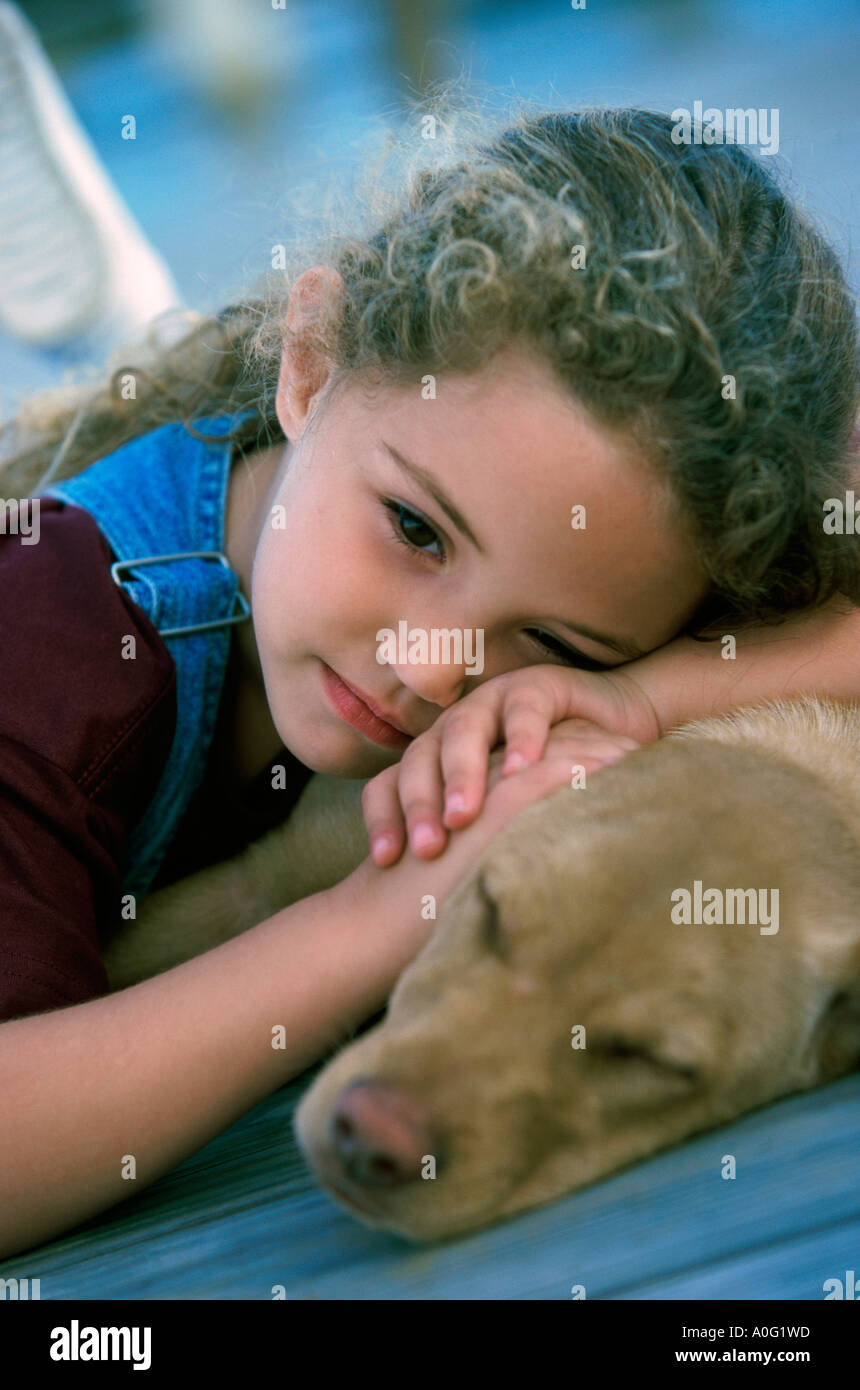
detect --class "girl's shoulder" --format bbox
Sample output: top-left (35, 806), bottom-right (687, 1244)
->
top-left (0, 495), bottom-right (175, 810)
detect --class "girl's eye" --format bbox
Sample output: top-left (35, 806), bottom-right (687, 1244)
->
top-left (381, 503), bottom-right (607, 671)
top-left (525, 629), bottom-right (608, 671)
top-left (384, 501), bottom-right (445, 560)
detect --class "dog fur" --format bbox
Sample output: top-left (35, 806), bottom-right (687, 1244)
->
top-left (104, 695), bottom-right (860, 1242)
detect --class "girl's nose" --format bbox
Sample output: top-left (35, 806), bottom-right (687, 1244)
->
top-left (374, 618), bottom-right (491, 710)
top-left (388, 656), bottom-right (469, 711)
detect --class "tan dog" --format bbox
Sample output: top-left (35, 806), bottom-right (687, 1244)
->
top-left (105, 695), bottom-right (860, 1242)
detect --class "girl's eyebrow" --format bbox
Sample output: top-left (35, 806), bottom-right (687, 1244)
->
top-left (380, 438), bottom-right (646, 662)
top-left (381, 440), bottom-right (486, 554)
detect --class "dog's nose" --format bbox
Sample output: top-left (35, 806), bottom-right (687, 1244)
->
top-left (330, 1079), bottom-right (439, 1188)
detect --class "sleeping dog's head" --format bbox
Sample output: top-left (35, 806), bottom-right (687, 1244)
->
top-left (295, 723), bottom-right (860, 1241)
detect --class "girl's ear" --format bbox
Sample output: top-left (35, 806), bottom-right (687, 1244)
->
top-left (276, 266), bottom-right (345, 439)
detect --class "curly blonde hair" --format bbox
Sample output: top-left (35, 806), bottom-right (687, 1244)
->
top-left (2, 103), bottom-right (857, 635)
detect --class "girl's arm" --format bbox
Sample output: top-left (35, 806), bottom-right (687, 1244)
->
top-left (631, 595), bottom-right (860, 735)
top-left (0, 857), bottom-right (421, 1261)
top-left (640, 438), bottom-right (860, 729)
top-left (0, 734), bottom-right (577, 1260)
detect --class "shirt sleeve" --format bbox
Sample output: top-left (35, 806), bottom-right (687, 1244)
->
top-left (0, 497), bottom-right (176, 1023)
top-left (0, 733), bottom-right (117, 1020)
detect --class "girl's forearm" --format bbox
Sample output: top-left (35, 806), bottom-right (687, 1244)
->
top-left (627, 597), bottom-right (860, 734)
top-left (0, 859), bottom-right (417, 1261)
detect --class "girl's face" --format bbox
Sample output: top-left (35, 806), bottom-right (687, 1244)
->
top-left (245, 344), bottom-right (709, 779)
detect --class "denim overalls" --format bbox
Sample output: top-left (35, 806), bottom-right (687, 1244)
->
top-left (42, 411), bottom-right (255, 901)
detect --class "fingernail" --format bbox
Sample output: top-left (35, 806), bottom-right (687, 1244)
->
top-left (445, 792), bottom-right (467, 816)
top-left (371, 833), bottom-right (396, 859)
top-left (503, 752), bottom-right (527, 774)
top-left (411, 823), bottom-right (438, 851)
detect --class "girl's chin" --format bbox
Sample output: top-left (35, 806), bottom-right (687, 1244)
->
top-left (281, 720), bottom-right (396, 779)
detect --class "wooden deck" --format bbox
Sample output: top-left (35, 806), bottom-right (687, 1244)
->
top-left (3, 1067), bottom-right (858, 1300)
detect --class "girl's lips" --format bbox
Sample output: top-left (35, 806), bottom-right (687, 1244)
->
top-left (321, 663), bottom-right (412, 749)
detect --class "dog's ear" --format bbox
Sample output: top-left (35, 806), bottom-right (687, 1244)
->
top-left (804, 937), bottom-right (860, 1084)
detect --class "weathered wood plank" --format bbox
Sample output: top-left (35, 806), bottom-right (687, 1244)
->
top-left (3, 1071), bottom-right (857, 1300)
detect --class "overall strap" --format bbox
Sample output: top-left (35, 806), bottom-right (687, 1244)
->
top-left (44, 411), bottom-right (255, 899)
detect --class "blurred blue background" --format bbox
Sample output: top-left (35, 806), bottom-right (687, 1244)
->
top-left (3, 0), bottom-right (858, 417)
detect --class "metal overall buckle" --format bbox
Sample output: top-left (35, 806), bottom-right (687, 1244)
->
top-left (110, 550), bottom-right (251, 638)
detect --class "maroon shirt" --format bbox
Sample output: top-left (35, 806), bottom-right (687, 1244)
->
top-left (0, 498), bottom-right (311, 1024)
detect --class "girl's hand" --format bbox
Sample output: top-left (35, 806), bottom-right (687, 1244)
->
top-left (363, 665), bottom-right (660, 865)
top-left (358, 715), bottom-right (637, 925)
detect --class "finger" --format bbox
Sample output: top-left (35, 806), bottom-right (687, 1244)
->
top-left (486, 746), bottom-right (579, 816)
top-left (499, 687), bottom-right (556, 773)
top-left (550, 717), bottom-right (642, 749)
top-left (361, 769), bottom-right (407, 866)
top-left (594, 737), bottom-right (641, 760)
top-left (395, 735), bottom-right (449, 858)
top-left (437, 702), bottom-right (500, 828)
top-left (555, 742), bottom-right (639, 779)
top-left (588, 737), bottom-right (641, 766)
top-left (559, 731), bottom-right (642, 756)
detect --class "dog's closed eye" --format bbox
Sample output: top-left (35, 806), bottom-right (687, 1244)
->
top-left (475, 873), bottom-right (511, 961)
top-left (589, 1033), bottom-right (700, 1087)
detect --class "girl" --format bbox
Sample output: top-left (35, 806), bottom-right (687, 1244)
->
top-left (0, 106), bottom-right (857, 1260)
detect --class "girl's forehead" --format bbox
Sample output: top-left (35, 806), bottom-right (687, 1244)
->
top-left (344, 352), bottom-right (657, 510)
